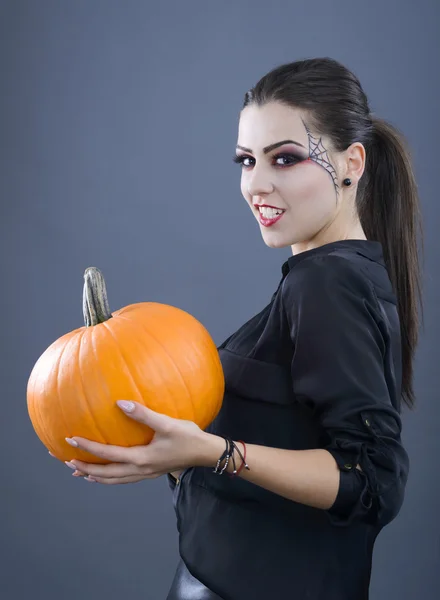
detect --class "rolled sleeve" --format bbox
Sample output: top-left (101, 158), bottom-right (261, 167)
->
top-left (281, 255), bottom-right (409, 528)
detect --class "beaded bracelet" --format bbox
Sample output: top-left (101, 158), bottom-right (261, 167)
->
top-left (212, 435), bottom-right (250, 477)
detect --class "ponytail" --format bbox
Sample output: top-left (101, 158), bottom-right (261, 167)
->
top-left (357, 117), bottom-right (424, 410)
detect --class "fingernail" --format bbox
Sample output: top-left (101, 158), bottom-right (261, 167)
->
top-left (49, 451), bottom-right (56, 457)
top-left (65, 461), bottom-right (77, 470)
top-left (65, 438), bottom-right (78, 447)
top-left (117, 400), bottom-right (135, 412)
top-left (84, 477), bottom-right (96, 483)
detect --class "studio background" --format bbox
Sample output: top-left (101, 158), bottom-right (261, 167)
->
top-left (1, 1), bottom-right (438, 598)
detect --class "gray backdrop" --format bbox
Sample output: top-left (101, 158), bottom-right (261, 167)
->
top-left (1, 1), bottom-right (439, 598)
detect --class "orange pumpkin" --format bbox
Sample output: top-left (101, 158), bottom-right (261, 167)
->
top-left (27, 267), bottom-right (224, 464)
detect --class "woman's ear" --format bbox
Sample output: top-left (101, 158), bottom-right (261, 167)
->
top-left (343, 142), bottom-right (366, 184)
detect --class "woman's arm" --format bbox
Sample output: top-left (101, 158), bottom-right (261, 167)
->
top-left (199, 435), bottom-right (361, 510)
top-left (273, 255), bottom-right (408, 526)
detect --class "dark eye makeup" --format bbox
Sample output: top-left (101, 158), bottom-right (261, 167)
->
top-left (232, 152), bottom-right (306, 169)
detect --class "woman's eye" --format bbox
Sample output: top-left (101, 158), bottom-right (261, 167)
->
top-left (232, 155), bottom-right (254, 167)
top-left (232, 156), bottom-right (246, 167)
top-left (274, 154), bottom-right (299, 166)
top-left (232, 153), bottom-right (301, 168)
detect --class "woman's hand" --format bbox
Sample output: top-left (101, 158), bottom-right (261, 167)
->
top-left (55, 400), bottom-right (211, 485)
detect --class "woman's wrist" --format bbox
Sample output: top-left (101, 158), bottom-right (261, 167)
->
top-left (198, 432), bottom-right (244, 474)
top-left (198, 432), bottom-right (230, 469)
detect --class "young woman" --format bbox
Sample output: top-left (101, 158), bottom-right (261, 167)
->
top-left (164, 57), bottom-right (424, 600)
top-left (65, 57), bottom-right (424, 600)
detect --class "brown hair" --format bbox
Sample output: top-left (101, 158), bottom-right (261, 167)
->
top-left (242, 57), bottom-right (424, 410)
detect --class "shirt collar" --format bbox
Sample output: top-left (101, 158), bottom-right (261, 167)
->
top-left (281, 240), bottom-right (385, 277)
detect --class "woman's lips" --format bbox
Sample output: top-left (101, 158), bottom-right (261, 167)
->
top-left (258, 210), bottom-right (286, 227)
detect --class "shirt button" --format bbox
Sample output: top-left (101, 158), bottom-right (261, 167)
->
top-left (365, 419), bottom-right (371, 427)
top-left (344, 463), bottom-right (353, 470)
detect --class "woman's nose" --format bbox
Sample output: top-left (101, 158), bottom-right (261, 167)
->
top-left (246, 171), bottom-right (274, 197)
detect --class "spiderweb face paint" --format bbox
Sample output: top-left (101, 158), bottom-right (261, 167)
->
top-left (302, 119), bottom-right (339, 196)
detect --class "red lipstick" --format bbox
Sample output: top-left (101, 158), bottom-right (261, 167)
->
top-left (258, 212), bottom-right (285, 227)
top-left (254, 204), bottom-right (286, 227)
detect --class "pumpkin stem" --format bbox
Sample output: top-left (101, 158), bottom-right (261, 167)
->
top-left (83, 267), bottom-right (113, 327)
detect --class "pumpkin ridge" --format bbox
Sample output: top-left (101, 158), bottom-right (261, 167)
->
top-left (116, 313), bottom-right (196, 422)
top-left (54, 335), bottom-right (78, 451)
top-left (119, 305), bottom-right (224, 428)
top-left (100, 318), bottom-right (149, 413)
top-left (29, 354), bottom-right (58, 456)
top-left (79, 326), bottom-right (112, 445)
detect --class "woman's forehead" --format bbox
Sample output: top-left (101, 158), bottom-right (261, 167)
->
top-left (237, 103), bottom-right (309, 146)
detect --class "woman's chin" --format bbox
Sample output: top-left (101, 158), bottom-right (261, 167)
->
top-left (262, 236), bottom-right (293, 249)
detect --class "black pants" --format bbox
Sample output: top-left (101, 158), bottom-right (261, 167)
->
top-left (166, 558), bottom-right (224, 600)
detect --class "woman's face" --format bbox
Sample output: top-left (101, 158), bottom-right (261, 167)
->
top-left (235, 101), bottom-right (360, 253)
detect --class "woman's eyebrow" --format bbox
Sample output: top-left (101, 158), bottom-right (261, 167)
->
top-left (236, 139), bottom-right (307, 154)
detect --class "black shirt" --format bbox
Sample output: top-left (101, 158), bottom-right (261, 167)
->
top-left (168, 240), bottom-right (409, 600)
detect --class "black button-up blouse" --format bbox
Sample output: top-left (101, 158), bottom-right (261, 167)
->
top-left (168, 239), bottom-right (409, 600)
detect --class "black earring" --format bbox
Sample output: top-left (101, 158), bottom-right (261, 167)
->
top-left (343, 178), bottom-right (352, 186)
